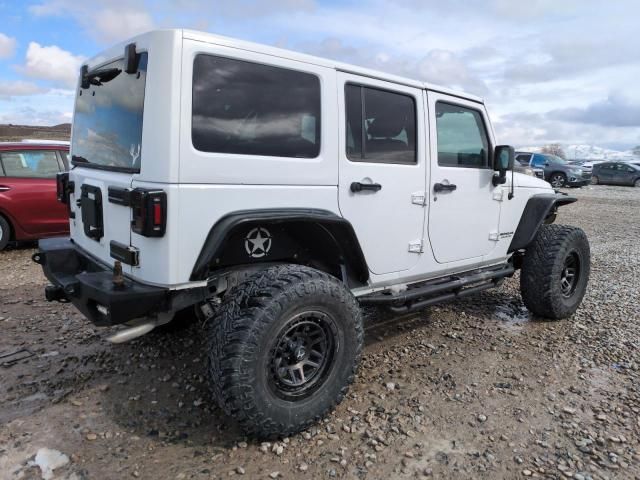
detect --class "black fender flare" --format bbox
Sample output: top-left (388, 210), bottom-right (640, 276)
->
top-left (508, 193), bottom-right (577, 252)
top-left (190, 208), bottom-right (369, 285)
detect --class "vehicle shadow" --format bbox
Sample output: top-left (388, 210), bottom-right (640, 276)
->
top-left (99, 285), bottom-right (532, 448)
top-left (1, 240), bottom-right (37, 252)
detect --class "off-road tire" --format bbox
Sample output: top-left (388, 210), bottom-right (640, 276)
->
top-left (549, 172), bottom-right (567, 188)
top-left (207, 264), bottom-right (363, 439)
top-left (520, 224), bottom-right (590, 320)
top-left (591, 175), bottom-right (599, 185)
top-left (0, 215), bottom-right (10, 251)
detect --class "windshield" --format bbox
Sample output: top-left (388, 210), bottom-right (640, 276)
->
top-left (71, 53), bottom-right (148, 173)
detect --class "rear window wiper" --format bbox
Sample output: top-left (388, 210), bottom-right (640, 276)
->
top-left (71, 155), bottom-right (89, 164)
top-left (81, 66), bottom-right (122, 89)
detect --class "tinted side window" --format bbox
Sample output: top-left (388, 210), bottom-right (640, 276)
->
top-left (0, 150), bottom-right (61, 178)
top-left (515, 153), bottom-right (531, 165)
top-left (346, 85), bottom-right (416, 164)
top-left (435, 102), bottom-right (489, 168)
top-left (192, 54), bottom-right (321, 158)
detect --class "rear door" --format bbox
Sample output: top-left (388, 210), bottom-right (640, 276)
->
top-left (337, 73), bottom-right (426, 275)
top-left (426, 92), bottom-right (501, 263)
top-left (597, 163), bottom-right (616, 184)
top-left (614, 163), bottom-right (635, 185)
top-left (0, 149), bottom-right (68, 235)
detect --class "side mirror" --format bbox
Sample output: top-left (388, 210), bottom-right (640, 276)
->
top-left (492, 145), bottom-right (514, 186)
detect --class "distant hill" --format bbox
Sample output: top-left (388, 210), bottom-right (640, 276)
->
top-left (0, 123), bottom-right (71, 142)
top-left (518, 144), bottom-right (639, 161)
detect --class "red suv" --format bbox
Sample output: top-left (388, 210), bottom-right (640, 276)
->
top-left (0, 142), bottom-right (70, 250)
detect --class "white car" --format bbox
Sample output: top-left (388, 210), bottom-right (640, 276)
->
top-left (34, 29), bottom-right (590, 438)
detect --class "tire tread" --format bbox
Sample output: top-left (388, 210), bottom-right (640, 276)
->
top-left (207, 264), bottom-right (363, 438)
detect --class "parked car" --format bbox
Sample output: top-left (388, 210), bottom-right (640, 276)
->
top-left (0, 141), bottom-right (70, 250)
top-left (591, 162), bottom-right (640, 187)
top-left (515, 152), bottom-right (591, 188)
top-left (567, 159), bottom-right (593, 175)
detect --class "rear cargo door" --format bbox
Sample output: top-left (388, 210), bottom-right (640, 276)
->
top-left (67, 51), bottom-right (149, 272)
top-left (69, 169), bottom-right (133, 272)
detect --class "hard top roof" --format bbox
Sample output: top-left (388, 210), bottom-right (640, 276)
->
top-left (182, 29), bottom-right (484, 104)
top-left (0, 140), bottom-right (69, 150)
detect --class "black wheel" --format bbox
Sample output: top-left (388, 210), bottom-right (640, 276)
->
top-left (591, 176), bottom-right (599, 185)
top-left (634, 178), bottom-right (640, 188)
top-left (520, 224), bottom-right (590, 319)
top-left (0, 215), bottom-right (10, 251)
top-left (207, 264), bottom-right (363, 438)
top-left (549, 173), bottom-right (567, 188)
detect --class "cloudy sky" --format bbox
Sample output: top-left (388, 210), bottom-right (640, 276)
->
top-left (0, 0), bottom-right (639, 150)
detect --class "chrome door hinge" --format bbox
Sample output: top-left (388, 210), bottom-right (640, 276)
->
top-left (488, 231), bottom-right (500, 241)
top-left (493, 189), bottom-right (505, 201)
top-left (411, 191), bottom-right (427, 206)
top-left (408, 240), bottom-right (424, 253)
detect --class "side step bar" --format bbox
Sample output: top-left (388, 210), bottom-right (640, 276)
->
top-left (359, 265), bottom-right (515, 313)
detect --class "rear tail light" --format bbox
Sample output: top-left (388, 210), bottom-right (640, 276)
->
top-left (131, 189), bottom-right (166, 237)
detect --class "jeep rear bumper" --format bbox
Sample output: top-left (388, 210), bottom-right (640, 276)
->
top-left (34, 237), bottom-right (169, 326)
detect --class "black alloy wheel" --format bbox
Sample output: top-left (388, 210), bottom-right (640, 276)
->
top-left (269, 311), bottom-right (336, 400)
top-left (560, 252), bottom-right (580, 297)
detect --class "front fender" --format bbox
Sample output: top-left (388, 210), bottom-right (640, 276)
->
top-left (508, 194), bottom-right (577, 252)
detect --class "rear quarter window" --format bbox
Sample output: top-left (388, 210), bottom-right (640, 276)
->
top-left (191, 54), bottom-right (321, 159)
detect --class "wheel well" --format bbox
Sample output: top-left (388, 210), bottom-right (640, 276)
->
top-left (550, 171), bottom-right (566, 179)
top-left (508, 193), bottom-right (577, 253)
top-left (0, 212), bottom-right (13, 240)
top-left (190, 209), bottom-right (369, 288)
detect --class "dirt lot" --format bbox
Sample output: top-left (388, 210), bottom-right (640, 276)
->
top-left (1, 185), bottom-right (639, 480)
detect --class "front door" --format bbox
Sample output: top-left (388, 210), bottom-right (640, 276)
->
top-left (427, 92), bottom-right (501, 264)
top-left (337, 73), bottom-right (426, 275)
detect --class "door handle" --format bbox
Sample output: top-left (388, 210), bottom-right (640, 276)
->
top-left (0, 185), bottom-right (11, 192)
top-left (350, 182), bottom-right (382, 193)
top-left (433, 182), bottom-right (457, 193)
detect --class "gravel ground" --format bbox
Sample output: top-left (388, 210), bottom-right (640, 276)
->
top-left (1, 185), bottom-right (639, 480)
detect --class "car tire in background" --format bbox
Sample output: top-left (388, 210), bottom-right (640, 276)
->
top-left (635, 179), bottom-right (640, 188)
top-left (591, 176), bottom-right (599, 185)
top-left (0, 215), bottom-right (11, 251)
top-left (549, 173), bottom-right (567, 188)
top-left (520, 224), bottom-right (590, 320)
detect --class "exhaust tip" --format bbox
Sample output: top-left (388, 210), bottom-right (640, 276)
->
top-left (106, 322), bottom-right (157, 344)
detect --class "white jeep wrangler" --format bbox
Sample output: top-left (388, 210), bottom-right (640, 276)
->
top-left (34, 29), bottom-right (590, 439)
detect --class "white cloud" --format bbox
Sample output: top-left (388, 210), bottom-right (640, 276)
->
top-left (0, 81), bottom-right (47, 98)
top-left (0, 32), bottom-right (17, 59)
top-left (30, 0), bottom-right (154, 43)
top-left (20, 42), bottom-right (85, 88)
top-left (90, 8), bottom-right (154, 43)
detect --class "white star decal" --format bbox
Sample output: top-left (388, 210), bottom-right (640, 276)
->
top-left (244, 227), bottom-right (272, 258)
